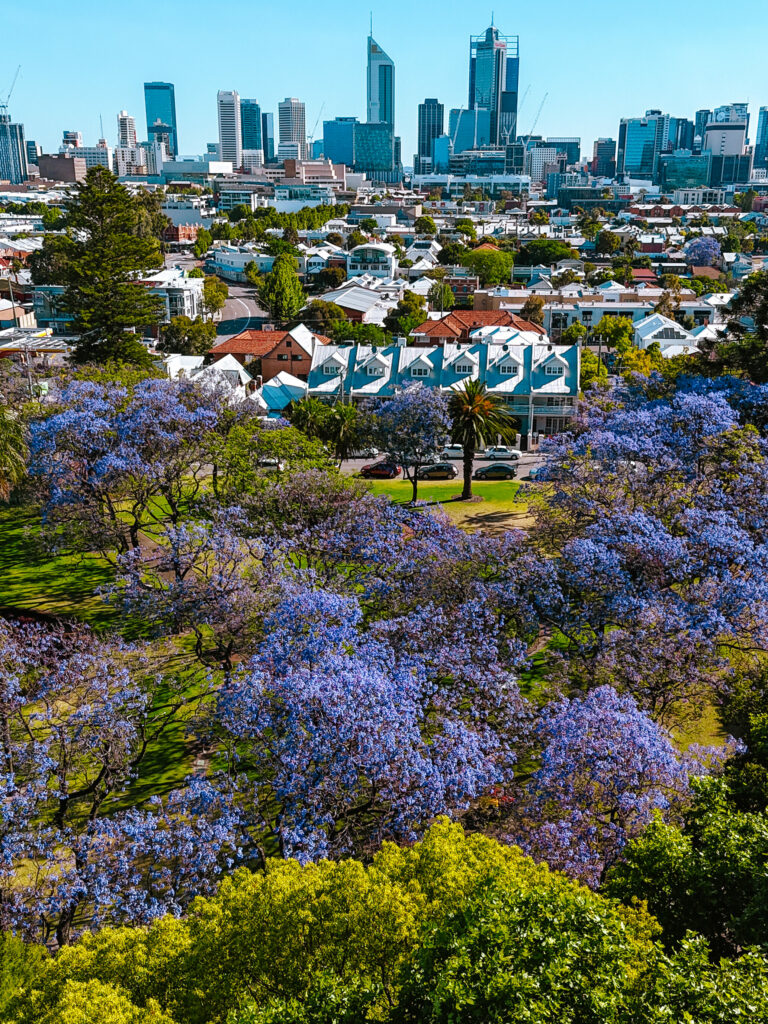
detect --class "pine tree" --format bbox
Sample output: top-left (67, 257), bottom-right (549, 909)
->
top-left (59, 167), bottom-right (165, 363)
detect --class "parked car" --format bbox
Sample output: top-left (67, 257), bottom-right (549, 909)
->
top-left (351, 446), bottom-right (381, 459)
top-left (416, 462), bottom-right (459, 480)
top-left (256, 457), bottom-right (286, 472)
top-left (484, 446), bottom-right (521, 461)
top-left (440, 444), bottom-right (465, 460)
top-left (359, 460), bottom-right (402, 479)
top-left (473, 463), bottom-right (517, 481)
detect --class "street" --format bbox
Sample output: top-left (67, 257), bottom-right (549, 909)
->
top-left (164, 252), bottom-right (267, 344)
top-left (339, 450), bottom-right (544, 480)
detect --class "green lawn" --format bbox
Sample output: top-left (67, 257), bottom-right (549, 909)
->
top-left (0, 505), bottom-right (116, 627)
top-left (368, 478), bottom-right (534, 531)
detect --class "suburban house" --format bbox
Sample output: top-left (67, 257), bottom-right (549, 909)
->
top-left (305, 338), bottom-right (580, 447)
top-left (211, 323), bottom-right (330, 381)
top-left (410, 309), bottom-right (546, 347)
top-left (347, 242), bottom-right (398, 279)
top-left (632, 313), bottom-right (701, 357)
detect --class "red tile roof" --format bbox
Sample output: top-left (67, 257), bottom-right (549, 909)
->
top-left (212, 331), bottom-right (289, 359)
top-left (412, 310), bottom-right (546, 339)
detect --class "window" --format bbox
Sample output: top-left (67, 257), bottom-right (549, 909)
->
top-left (368, 366), bottom-right (385, 377)
top-left (323, 365), bottom-right (338, 376)
top-left (277, 353), bottom-right (289, 361)
top-left (456, 363), bottom-right (472, 374)
top-left (582, 311), bottom-right (593, 323)
top-left (291, 354), bottom-right (303, 361)
top-left (286, 339), bottom-right (292, 348)
top-left (500, 364), bottom-right (518, 376)
top-left (412, 366), bottom-right (429, 377)
top-left (545, 364), bottom-right (564, 376)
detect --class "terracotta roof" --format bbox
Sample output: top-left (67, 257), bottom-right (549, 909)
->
top-left (473, 242), bottom-right (502, 252)
top-left (412, 310), bottom-right (546, 339)
top-left (690, 266), bottom-right (722, 279)
top-left (212, 331), bottom-right (288, 359)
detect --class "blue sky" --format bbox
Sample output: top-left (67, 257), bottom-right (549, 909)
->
top-left (8, 0), bottom-right (768, 162)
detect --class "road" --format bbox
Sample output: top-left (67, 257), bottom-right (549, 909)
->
top-left (164, 252), bottom-right (267, 345)
top-left (339, 450), bottom-right (544, 480)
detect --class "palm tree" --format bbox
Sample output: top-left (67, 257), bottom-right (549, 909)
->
top-left (448, 380), bottom-right (518, 500)
top-left (325, 403), bottom-right (360, 466)
top-left (0, 407), bottom-right (27, 502)
top-left (288, 396), bottom-right (329, 440)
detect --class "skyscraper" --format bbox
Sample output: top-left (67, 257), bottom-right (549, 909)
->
top-left (323, 117), bottom-right (358, 166)
top-left (693, 109), bottom-right (712, 152)
top-left (240, 99), bottom-right (262, 152)
top-left (217, 90), bottom-right (243, 168)
top-left (144, 82), bottom-right (178, 157)
top-left (0, 114), bottom-right (27, 184)
top-left (367, 36), bottom-right (395, 126)
top-left (278, 98), bottom-right (307, 160)
top-left (617, 111), bottom-right (669, 179)
top-left (714, 102), bottom-right (750, 139)
top-left (261, 113), bottom-right (275, 163)
top-left (591, 138), bottom-right (616, 177)
top-left (416, 98), bottom-right (444, 172)
top-left (754, 107), bottom-right (768, 170)
top-left (468, 24), bottom-right (519, 146)
top-left (117, 110), bottom-right (137, 148)
top-left (62, 130), bottom-right (82, 148)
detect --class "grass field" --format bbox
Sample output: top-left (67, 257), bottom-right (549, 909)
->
top-left (368, 478), bottom-right (535, 531)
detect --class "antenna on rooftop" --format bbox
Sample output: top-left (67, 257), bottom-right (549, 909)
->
top-left (369, 10), bottom-right (373, 35)
top-left (99, 113), bottom-right (104, 139)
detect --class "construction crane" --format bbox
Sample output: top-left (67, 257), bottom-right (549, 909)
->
top-left (307, 102), bottom-right (326, 149)
top-left (521, 91), bottom-right (548, 148)
top-left (0, 64), bottom-right (21, 116)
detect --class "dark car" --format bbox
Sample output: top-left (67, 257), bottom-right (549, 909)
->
top-left (416, 462), bottom-right (459, 480)
top-left (359, 460), bottom-right (402, 479)
top-left (473, 463), bottom-right (517, 481)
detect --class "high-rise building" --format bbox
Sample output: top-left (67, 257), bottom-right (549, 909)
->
top-left (25, 140), bottom-right (41, 166)
top-left (60, 138), bottom-right (112, 169)
top-left (323, 117), bottom-right (358, 166)
top-left (278, 98), bottom-right (307, 160)
top-left (671, 118), bottom-right (695, 152)
top-left (591, 137), bottom-right (616, 177)
top-left (62, 130), bottom-right (82, 148)
top-left (703, 121), bottom-right (747, 156)
top-left (754, 107), bottom-right (768, 170)
top-left (353, 121), bottom-right (400, 182)
top-left (217, 90), bottom-right (243, 168)
top-left (617, 111), bottom-right (669, 179)
top-left (416, 98), bottom-right (444, 172)
top-left (144, 82), bottom-right (178, 157)
top-left (240, 98), bottom-right (262, 154)
top-left (693, 109), bottom-right (712, 152)
top-left (547, 137), bottom-right (581, 166)
top-left (117, 110), bottom-right (137, 148)
top-left (449, 108), bottom-right (492, 154)
top-left (0, 115), bottom-right (27, 184)
top-left (714, 102), bottom-right (750, 139)
top-left (469, 24), bottom-right (519, 146)
top-left (261, 113), bottom-right (275, 163)
top-left (367, 36), bottom-right (395, 126)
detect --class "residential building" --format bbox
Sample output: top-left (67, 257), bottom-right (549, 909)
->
top-left (217, 90), bottom-right (243, 168)
top-left (261, 112), bottom-right (275, 162)
top-left (211, 323), bottom-right (329, 381)
top-left (144, 82), bottom-right (178, 157)
top-left (347, 242), bottom-right (397, 279)
top-left (37, 153), bottom-right (87, 183)
top-left (0, 116), bottom-right (28, 184)
top-left (307, 338), bottom-right (578, 445)
top-left (278, 98), bottom-right (307, 161)
top-left (416, 98), bottom-right (444, 174)
top-left (367, 35), bottom-right (395, 126)
top-left (526, 145), bottom-right (559, 183)
top-left (60, 138), bottom-right (112, 169)
top-left (468, 24), bottom-right (519, 145)
top-left (117, 110), bottom-right (137, 148)
top-left (633, 312), bottom-right (700, 356)
top-left (411, 310), bottom-right (544, 346)
top-left (323, 117), bottom-right (358, 166)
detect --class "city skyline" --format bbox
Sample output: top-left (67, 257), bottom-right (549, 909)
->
top-left (7, 0), bottom-right (768, 164)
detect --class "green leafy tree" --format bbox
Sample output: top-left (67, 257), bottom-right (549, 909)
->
top-left (530, 208), bottom-right (550, 225)
top-left (45, 167), bottom-right (165, 363)
top-left (0, 405), bottom-right (27, 501)
top-left (192, 227), bottom-right (213, 258)
top-left (454, 218), bottom-right (477, 240)
top-left (520, 295), bottom-right (545, 326)
top-left (287, 396), bottom-right (331, 439)
top-left (346, 230), bottom-right (368, 250)
top-left (428, 281), bottom-right (454, 312)
top-left (437, 242), bottom-right (468, 266)
top-left (383, 292), bottom-right (427, 337)
top-left (560, 321), bottom-right (587, 346)
top-left (448, 379), bottom-right (518, 499)
top-left (595, 229), bottom-right (622, 255)
top-left (259, 254), bottom-right (306, 324)
top-left (413, 215), bottom-right (437, 236)
top-left (187, 267), bottom-right (205, 279)
top-left (580, 347), bottom-right (608, 390)
top-left (592, 314), bottom-right (635, 350)
top-left (161, 316), bottom-right (217, 356)
top-left (325, 403), bottom-right (364, 465)
top-left (358, 218), bottom-right (379, 234)
top-left (315, 267), bottom-right (347, 291)
top-left (325, 232), bottom-right (345, 247)
top-left (202, 276), bottom-right (229, 319)
top-left (516, 239), bottom-right (577, 266)
top-left (460, 249), bottom-right (514, 287)
top-left (301, 300), bottom-right (348, 335)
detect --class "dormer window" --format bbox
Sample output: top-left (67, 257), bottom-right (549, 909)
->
top-left (368, 365), bottom-right (385, 377)
top-left (456, 363), bottom-right (473, 374)
top-left (412, 366), bottom-right (430, 377)
top-left (500, 364), bottom-right (518, 376)
top-left (323, 364), bottom-right (338, 376)
top-left (545, 364), bottom-right (564, 376)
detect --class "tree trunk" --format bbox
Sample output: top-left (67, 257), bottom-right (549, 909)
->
top-left (410, 469), bottom-right (418, 504)
top-left (461, 443), bottom-right (474, 500)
